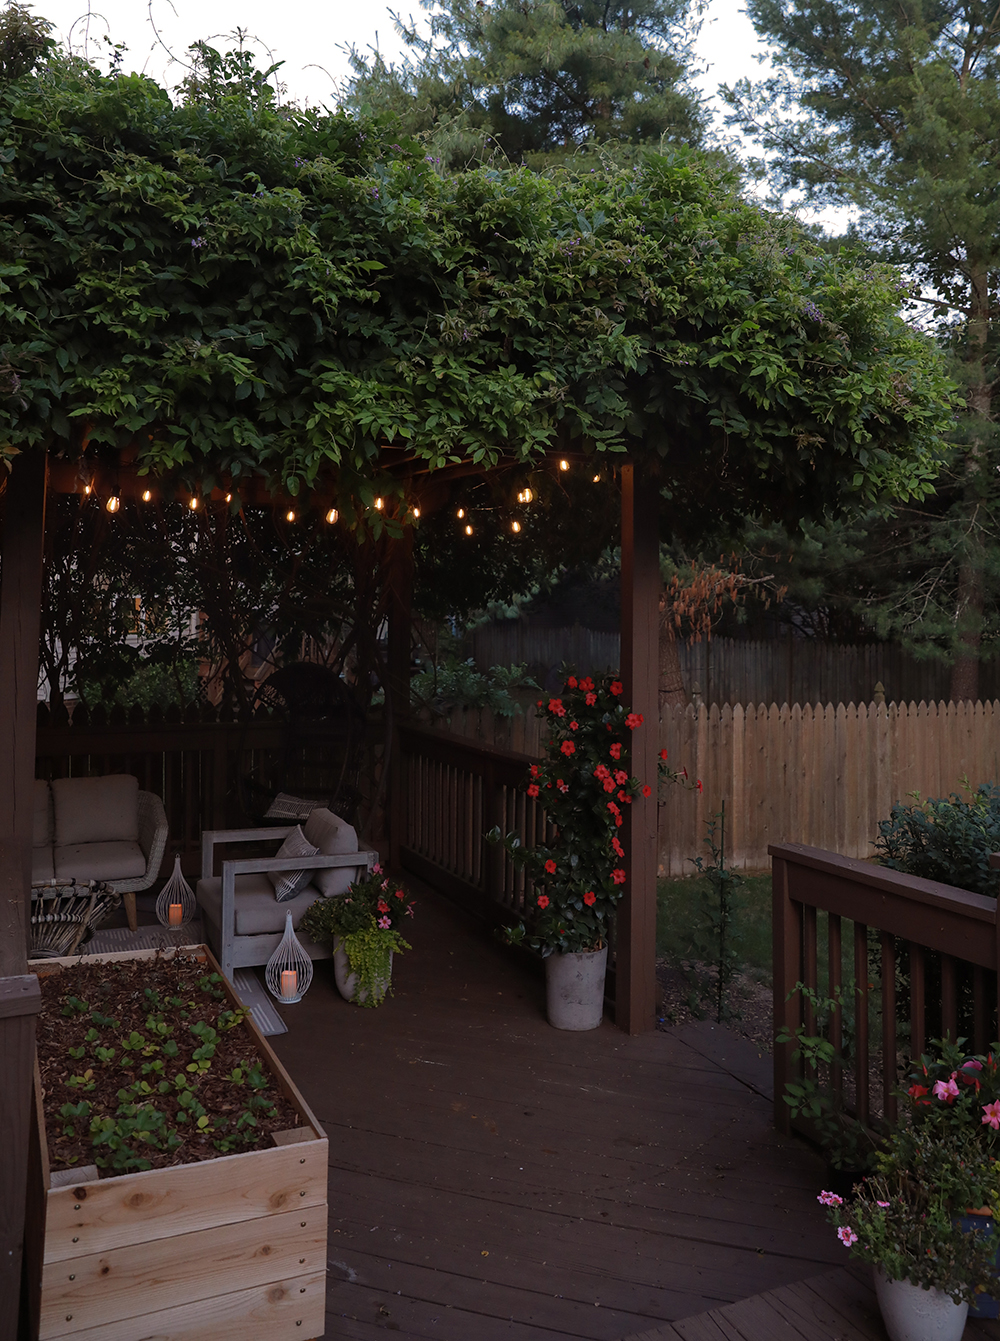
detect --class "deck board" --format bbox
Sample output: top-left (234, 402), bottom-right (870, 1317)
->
top-left (269, 885), bottom-right (845, 1340)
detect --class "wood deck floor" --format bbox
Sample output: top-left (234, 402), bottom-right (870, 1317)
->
top-left (266, 883), bottom-right (856, 1340)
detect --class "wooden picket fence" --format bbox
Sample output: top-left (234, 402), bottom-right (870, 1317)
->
top-left (429, 698), bottom-right (1000, 875)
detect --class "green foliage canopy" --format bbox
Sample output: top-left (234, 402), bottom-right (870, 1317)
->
top-left (0, 45), bottom-right (957, 535)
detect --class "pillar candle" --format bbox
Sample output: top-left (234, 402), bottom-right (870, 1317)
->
top-left (168, 903), bottom-right (183, 927)
top-left (280, 968), bottom-right (298, 1000)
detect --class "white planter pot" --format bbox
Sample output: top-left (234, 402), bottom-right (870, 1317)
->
top-left (545, 945), bottom-right (608, 1030)
top-left (874, 1268), bottom-right (969, 1341)
top-left (333, 936), bottom-right (392, 1006)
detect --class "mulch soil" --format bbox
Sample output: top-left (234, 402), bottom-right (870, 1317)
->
top-left (35, 952), bottom-right (301, 1177)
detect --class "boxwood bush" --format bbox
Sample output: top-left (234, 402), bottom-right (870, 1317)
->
top-left (873, 783), bottom-right (1000, 897)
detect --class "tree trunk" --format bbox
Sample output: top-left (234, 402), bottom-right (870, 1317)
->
top-left (658, 598), bottom-right (688, 711)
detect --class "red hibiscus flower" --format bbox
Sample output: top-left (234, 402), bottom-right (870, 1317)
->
top-left (594, 764), bottom-right (610, 779)
top-left (603, 778), bottom-right (616, 793)
top-left (609, 742), bottom-right (622, 760)
top-left (569, 720), bottom-right (579, 731)
top-left (610, 680), bottom-right (623, 695)
top-left (607, 801), bottom-right (620, 816)
top-left (625, 712), bottom-right (643, 730)
top-left (378, 900), bottom-right (389, 913)
top-left (395, 889), bottom-right (404, 899)
top-left (612, 837), bottom-right (624, 857)
top-left (585, 692), bottom-right (597, 705)
top-left (659, 748), bottom-right (668, 761)
top-left (537, 895), bottom-right (550, 909)
top-left (548, 697), bottom-right (566, 717)
top-left (583, 890), bottom-right (596, 906)
top-left (611, 868), bottom-right (627, 885)
top-left (530, 764), bottom-right (540, 778)
top-left (614, 769), bottom-right (628, 785)
top-left (618, 790), bottom-right (627, 802)
top-left (560, 740), bottom-right (576, 756)
top-left (579, 677), bottom-right (594, 692)
top-left (544, 859), bottom-right (557, 874)
top-left (527, 783), bottom-right (540, 798)
top-left (642, 784), bottom-right (652, 797)
top-left (557, 779), bottom-right (569, 793)
top-left (566, 676), bottom-right (578, 689)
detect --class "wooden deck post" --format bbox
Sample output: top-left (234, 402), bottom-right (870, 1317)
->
top-left (387, 528), bottom-right (414, 870)
top-left (618, 461), bottom-right (660, 1035)
top-left (0, 451), bottom-right (47, 1341)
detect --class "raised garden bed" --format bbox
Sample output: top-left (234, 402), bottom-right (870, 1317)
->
top-left (28, 945), bottom-right (327, 1341)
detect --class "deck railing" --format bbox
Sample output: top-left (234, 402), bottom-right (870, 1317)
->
top-left (770, 842), bottom-right (1000, 1137)
top-left (396, 724), bottom-right (544, 925)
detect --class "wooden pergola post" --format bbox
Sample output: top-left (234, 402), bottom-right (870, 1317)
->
top-left (386, 527), bottom-right (414, 870)
top-left (617, 461), bottom-right (660, 1035)
top-left (0, 452), bottom-right (47, 1341)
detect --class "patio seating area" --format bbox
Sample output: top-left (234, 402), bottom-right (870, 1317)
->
top-left (264, 878), bottom-right (847, 1339)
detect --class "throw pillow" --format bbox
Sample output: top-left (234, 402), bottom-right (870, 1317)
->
top-left (268, 825), bottom-right (319, 903)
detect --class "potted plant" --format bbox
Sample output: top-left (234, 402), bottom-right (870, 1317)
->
top-left (491, 673), bottom-right (691, 1030)
top-left (821, 1119), bottom-right (999, 1341)
top-left (300, 864), bottom-right (414, 1007)
top-left (29, 945), bottom-right (327, 1340)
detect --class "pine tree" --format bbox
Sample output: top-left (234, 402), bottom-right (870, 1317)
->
top-left (344, 0), bottom-right (706, 167)
top-left (725, 0), bottom-right (1000, 698)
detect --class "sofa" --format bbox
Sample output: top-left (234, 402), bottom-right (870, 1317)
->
top-left (196, 806), bottom-right (377, 982)
top-left (32, 775), bottom-right (169, 931)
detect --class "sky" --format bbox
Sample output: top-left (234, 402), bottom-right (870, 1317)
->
top-left (33, 0), bottom-right (771, 125)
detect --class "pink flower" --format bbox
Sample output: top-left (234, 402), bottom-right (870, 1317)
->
top-left (982, 1101), bottom-right (1000, 1130)
top-left (583, 891), bottom-right (596, 906)
top-left (557, 779), bottom-right (569, 793)
top-left (933, 1076), bottom-right (960, 1102)
top-left (372, 862), bottom-right (383, 874)
top-left (817, 1191), bottom-right (843, 1207)
top-left (837, 1226), bottom-right (858, 1247)
top-left (378, 916), bottom-right (391, 929)
top-left (876, 1201), bottom-right (890, 1208)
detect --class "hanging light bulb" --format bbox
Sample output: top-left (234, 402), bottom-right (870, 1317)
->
top-left (516, 488), bottom-right (534, 505)
top-left (413, 506), bottom-right (421, 519)
top-left (285, 509), bottom-right (295, 522)
top-left (326, 507), bottom-right (339, 524)
top-left (142, 489), bottom-right (152, 502)
top-left (457, 508), bottom-right (465, 519)
top-left (83, 484), bottom-right (92, 496)
top-left (224, 493), bottom-right (232, 503)
top-left (559, 459), bottom-right (570, 472)
top-left (105, 496), bottom-right (120, 514)
top-left (374, 496), bottom-right (384, 510)
top-left (464, 524), bottom-right (473, 536)
top-left (592, 474), bottom-right (601, 483)
top-left (511, 520), bottom-right (521, 533)
top-left (189, 496), bottom-right (199, 511)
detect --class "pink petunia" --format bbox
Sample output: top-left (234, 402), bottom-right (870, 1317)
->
top-left (876, 1201), bottom-right (890, 1208)
top-left (817, 1191), bottom-right (843, 1207)
top-left (837, 1226), bottom-right (858, 1247)
top-left (982, 1101), bottom-right (1000, 1130)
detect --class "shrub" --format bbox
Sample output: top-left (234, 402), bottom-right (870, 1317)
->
top-left (873, 782), bottom-right (1000, 897)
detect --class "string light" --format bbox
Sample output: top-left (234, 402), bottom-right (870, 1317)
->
top-left (224, 493), bottom-right (232, 503)
top-left (592, 474), bottom-right (601, 483)
top-left (374, 497), bottom-right (384, 510)
top-left (516, 488), bottom-right (533, 504)
top-left (326, 507), bottom-right (339, 524)
top-left (559, 459), bottom-right (570, 472)
top-left (83, 484), bottom-right (92, 496)
top-left (105, 496), bottom-right (120, 514)
top-left (413, 506), bottom-right (421, 519)
top-left (142, 489), bottom-right (152, 502)
top-left (457, 508), bottom-right (465, 519)
top-left (464, 524), bottom-right (473, 536)
top-left (189, 497), bottom-right (199, 511)
top-left (285, 509), bottom-right (295, 522)
top-left (511, 520), bottom-right (521, 533)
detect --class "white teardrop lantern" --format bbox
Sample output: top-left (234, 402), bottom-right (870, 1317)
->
top-left (265, 910), bottom-right (313, 1004)
top-left (155, 855), bottom-right (197, 928)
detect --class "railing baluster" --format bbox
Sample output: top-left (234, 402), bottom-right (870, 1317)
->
top-left (941, 953), bottom-right (957, 1042)
top-left (854, 920), bottom-right (870, 1127)
top-left (910, 943), bottom-right (926, 1061)
top-left (803, 905), bottom-right (818, 1040)
top-left (881, 931), bottom-right (897, 1126)
top-left (973, 965), bottom-right (989, 1052)
top-left (828, 913), bottom-right (843, 1095)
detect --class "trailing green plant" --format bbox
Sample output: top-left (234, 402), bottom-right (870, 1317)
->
top-left (491, 672), bottom-right (696, 954)
top-left (776, 980), bottom-right (878, 1172)
top-left (820, 1124), bottom-right (1000, 1302)
top-left (873, 781), bottom-right (1000, 897)
top-left (299, 865), bottom-right (414, 1007)
top-left (688, 801), bottom-right (743, 1023)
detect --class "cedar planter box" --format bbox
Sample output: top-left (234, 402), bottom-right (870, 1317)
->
top-left (28, 945), bottom-right (327, 1341)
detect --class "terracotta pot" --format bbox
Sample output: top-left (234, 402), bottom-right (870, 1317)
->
top-left (873, 1268), bottom-right (968, 1341)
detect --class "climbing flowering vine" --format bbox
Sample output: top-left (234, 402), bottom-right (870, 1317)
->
top-left (490, 673), bottom-right (693, 955)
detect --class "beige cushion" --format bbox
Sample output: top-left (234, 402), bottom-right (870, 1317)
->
top-left (196, 873), bottom-right (320, 936)
top-left (34, 780), bottom-right (53, 848)
top-left (32, 847), bottom-right (54, 884)
top-left (267, 824), bottom-right (318, 903)
top-left (52, 775), bottom-right (139, 847)
top-left (54, 841), bottom-right (147, 882)
top-left (303, 808), bottom-right (359, 898)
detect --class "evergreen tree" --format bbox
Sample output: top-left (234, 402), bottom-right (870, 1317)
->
top-left (724, 0), bottom-right (1000, 698)
top-left (344, 0), bottom-right (706, 167)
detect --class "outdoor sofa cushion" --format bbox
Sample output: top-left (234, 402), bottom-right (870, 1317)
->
top-left (196, 872), bottom-right (323, 936)
top-left (32, 848), bottom-right (54, 884)
top-left (54, 841), bottom-right (147, 883)
top-left (52, 774), bottom-right (140, 846)
top-left (303, 807), bottom-right (359, 898)
top-left (34, 779), bottom-right (53, 849)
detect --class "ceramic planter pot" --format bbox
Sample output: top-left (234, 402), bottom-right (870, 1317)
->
top-left (545, 945), bottom-right (608, 1030)
top-left (333, 936), bottom-right (393, 1005)
top-left (874, 1268), bottom-right (969, 1341)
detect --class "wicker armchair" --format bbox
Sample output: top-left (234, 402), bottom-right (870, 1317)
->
top-left (108, 790), bottom-right (170, 931)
